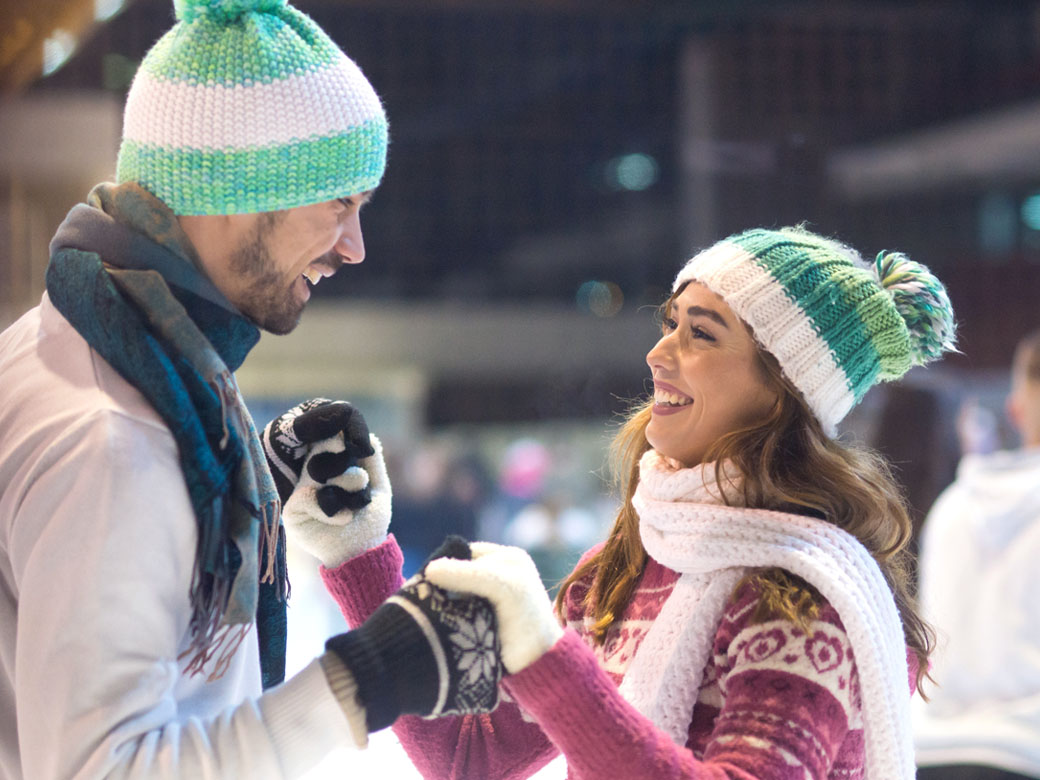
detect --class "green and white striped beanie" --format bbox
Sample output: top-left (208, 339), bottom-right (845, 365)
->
top-left (116, 0), bottom-right (388, 216)
top-left (674, 226), bottom-right (956, 433)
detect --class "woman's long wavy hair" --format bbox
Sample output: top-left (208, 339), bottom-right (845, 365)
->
top-left (554, 285), bottom-right (934, 693)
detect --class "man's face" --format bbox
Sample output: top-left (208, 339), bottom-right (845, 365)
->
top-left (216, 194), bottom-right (369, 334)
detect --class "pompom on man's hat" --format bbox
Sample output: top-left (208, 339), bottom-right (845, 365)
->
top-left (673, 227), bottom-right (957, 434)
top-left (116, 0), bottom-right (388, 216)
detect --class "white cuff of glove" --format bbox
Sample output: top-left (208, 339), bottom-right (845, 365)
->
top-left (283, 435), bottom-right (392, 569)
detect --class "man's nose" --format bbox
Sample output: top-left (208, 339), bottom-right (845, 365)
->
top-left (336, 210), bottom-right (365, 264)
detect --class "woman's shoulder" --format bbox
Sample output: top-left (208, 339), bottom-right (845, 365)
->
top-left (714, 572), bottom-right (862, 717)
top-left (719, 570), bottom-right (919, 693)
top-left (574, 541), bottom-right (606, 570)
top-left (717, 571), bottom-right (848, 652)
top-left (558, 543), bottom-right (606, 622)
top-left (559, 547), bottom-right (682, 632)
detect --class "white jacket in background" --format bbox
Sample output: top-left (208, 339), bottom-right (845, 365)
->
top-left (0, 295), bottom-right (355, 780)
top-left (913, 446), bottom-right (1040, 777)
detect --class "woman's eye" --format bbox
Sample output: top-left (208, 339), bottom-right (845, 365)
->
top-left (690, 326), bottom-right (715, 341)
top-left (662, 317), bottom-right (678, 332)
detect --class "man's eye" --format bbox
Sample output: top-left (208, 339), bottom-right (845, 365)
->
top-left (338, 197), bottom-right (354, 208)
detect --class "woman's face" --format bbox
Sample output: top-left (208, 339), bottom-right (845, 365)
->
top-left (645, 282), bottom-right (778, 467)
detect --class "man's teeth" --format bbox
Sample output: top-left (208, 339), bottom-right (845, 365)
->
top-left (654, 390), bottom-right (692, 407)
top-left (303, 268), bottom-right (322, 285)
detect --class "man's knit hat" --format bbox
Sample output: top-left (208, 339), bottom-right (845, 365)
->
top-left (673, 226), bottom-right (956, 433)
top-left (116, 0), bottom-right (388, 216)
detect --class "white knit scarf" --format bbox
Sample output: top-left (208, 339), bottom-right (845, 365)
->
top-left (616, 449), bottom-right (916, 779)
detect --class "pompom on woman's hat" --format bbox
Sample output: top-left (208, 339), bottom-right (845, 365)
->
top-left (116, 0), bottom-right (388, 216)
top-left (673, 226), bottom-right (957, 434)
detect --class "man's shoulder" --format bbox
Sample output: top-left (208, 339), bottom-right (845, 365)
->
top-left (0, 294), bottom-right (170, 447)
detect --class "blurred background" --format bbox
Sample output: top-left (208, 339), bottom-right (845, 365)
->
top-left (2, 0), bottom-right (1039, 774)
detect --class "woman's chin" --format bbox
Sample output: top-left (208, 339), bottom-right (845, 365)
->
top-left (645, 433), bottom-right (698, 468)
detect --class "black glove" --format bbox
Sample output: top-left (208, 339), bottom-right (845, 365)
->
top-left (262, 398), bottom-right (375, 512)
top-left (325, 536), bottom-right (503, 732)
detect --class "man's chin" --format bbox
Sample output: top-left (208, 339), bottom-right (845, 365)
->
top-left (259, 310), bottom-right (304, 335)
top-left (249, 302), bottom-right (305, 335)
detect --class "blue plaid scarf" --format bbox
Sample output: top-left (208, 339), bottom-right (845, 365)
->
top-left (46, 182), bottom-right (287, 688)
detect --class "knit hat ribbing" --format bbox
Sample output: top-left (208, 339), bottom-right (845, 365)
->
top-left (117, 0), bottom-right (388, 216)
top-left (673, 227), bottom-right (956, 433)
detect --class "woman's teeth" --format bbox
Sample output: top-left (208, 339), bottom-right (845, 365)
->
top-left (654, 389), bottom-right (692, 407)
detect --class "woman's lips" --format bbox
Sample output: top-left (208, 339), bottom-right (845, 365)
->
top-left (651, 380), bottom-right (693, 415)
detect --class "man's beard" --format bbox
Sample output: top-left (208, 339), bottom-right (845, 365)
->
top-left (228, 213), bottom-right (304, 335)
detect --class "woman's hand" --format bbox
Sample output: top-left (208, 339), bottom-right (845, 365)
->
top-left (423, 542), bottom-right (564, 674)
top-left (262, 399), bottom-right (392, 568)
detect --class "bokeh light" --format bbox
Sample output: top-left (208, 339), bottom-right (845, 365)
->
top-left (576, 280), bottom-right (624, 317)
top-left (605, 153), bottom-right (659, 192)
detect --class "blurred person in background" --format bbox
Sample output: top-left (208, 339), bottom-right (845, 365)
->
top-left (387, 441), bottom-right (485, 576)
top-left (292, 226), bottom-right (956, 779)
top-left (957, 395), bottom-right (1005, 457)
top-left (0, 0), bottom-right (503, 776)
top-left (866, 383), bottom-right (961, 570)
top-left (914, 330), bottom-right (1040, 780)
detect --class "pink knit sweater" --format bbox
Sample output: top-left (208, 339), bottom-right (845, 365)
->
top-left (322, 536), bottom-right (916, 779)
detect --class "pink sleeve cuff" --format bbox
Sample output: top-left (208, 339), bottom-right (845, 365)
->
top-left (319, 533), bottom-right (405, 627)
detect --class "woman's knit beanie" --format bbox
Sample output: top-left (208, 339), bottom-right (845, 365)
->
top-left (116, 0), bottom-right (388, 216)
top-left (673, 226), bottom-right (957, 434)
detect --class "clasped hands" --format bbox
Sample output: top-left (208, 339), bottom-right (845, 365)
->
top-left (262, 399), bottom-right (563, 729)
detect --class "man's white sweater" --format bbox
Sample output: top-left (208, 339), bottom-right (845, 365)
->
top-left (914, 446), bottom-right (1040, 777)
top-left (0, 295), bottom-right (356, 779)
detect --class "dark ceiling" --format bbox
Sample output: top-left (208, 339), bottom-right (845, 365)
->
top-left (5, 0), bottom-right (1040, 366)
top-left (0, 0), bottom-right (769, 94)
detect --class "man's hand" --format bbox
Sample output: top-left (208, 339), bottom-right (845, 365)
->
top-left (262, 398), bottom-right (373, 503)
top-left (325, 537), bottom-right (504, 732)
top-left (262, 399), bottom-right (391, 567)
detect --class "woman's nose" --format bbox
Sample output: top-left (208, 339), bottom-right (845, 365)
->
top-left (646, 333), bottom-right (674, 372)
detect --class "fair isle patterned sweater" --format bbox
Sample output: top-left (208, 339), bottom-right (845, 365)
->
top-left (321, 535), bottom-right (908, 780)
top-left (567, 547), bottom-right (866, 777)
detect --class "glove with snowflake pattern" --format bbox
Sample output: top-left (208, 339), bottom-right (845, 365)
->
top-left (325, 536), bottom-right (504, 731)
top-left (423, 541), bottom-right (563, 674)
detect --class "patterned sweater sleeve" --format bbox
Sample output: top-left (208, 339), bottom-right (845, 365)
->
top-left (319, 534), bottom-right (559, 780)
top-left (699, 581), bottom-right (862, 778)
top-left (502, 579), bottom-right (861, 780)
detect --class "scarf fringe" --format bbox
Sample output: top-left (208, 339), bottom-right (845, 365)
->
top-left (215, 369), bottom-right (283, 593)
top-left (258, 502), bottom-right (286, 592)
top-left (179, 621), bottom-right (253, 682)
top-left (181, 570), bottom-right (232, 678)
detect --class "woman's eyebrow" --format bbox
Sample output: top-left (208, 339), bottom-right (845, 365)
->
top-left (686, 305), bottom-right (730, 329)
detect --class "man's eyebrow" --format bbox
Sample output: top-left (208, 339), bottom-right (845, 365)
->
top-left (686, 305), bottom-right (730, 329)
